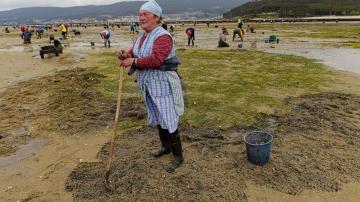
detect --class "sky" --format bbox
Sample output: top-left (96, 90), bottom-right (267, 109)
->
top-left (0, 0), bottom-right (140, 11)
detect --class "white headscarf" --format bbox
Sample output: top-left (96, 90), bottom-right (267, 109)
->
top-left (140, 0), bottom-right (162, 17)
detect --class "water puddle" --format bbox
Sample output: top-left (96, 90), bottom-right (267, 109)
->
top-left (8, 127), bottom-right (27, 137)
top-left (0, 40), bottom-right (132, 53)
top-left (0, 138), bottom-right (46, 168)
top-left (0, 46), bottom-right (26, 52)
top-left (69, 40), bottom-right (133, 50)
top-left (263, 44), bottom-right (360, 73)
top-left (0, 45), bottom-right (36, 53)
top-left (69, 42), bottom-right (93, 49)
top-left (74, 53), bottom-right (89, 62)
top-left (33, 55), bottom-right (42, 59)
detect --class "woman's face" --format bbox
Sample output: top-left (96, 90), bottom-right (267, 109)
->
top-left (139, 11), bottom-right (159, 32)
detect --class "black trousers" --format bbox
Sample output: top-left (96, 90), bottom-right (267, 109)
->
top-left (62, 32), bottom-right (66, 39)
top-left (188, 36), bottom-right (194, 46)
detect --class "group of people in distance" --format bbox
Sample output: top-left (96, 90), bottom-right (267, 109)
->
top-left (218, 18), bottom-right (256, 48)
top-left (16, 18), bottom-right (254, 49)
top-left (16, 16), bottom-right (255, 59)
top-left (173, 17), bottom-right (255, 48)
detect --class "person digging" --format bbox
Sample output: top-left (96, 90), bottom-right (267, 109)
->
top-left (233, 28), bottom-right (244, 42)
top-left (186, 27), bottom-right (195, 47)
top-left (60, 24), bottom-right (67, 40)
top-left (118, 0), bottom-right (185, 173)
top-left (39, 39), bottom-right (63, 59)
top-left (100, 27), bottom-right (111, 47)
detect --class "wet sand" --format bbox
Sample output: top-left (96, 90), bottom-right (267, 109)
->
top-left (0, 23), bottom-right (360, 201)
top-left (246, 182), bottom-right (360, 202)
top-left (0, 131), bottom-right (112, 201)
top-left (0, 139), bottom-right (45, 168)
top-left (0, 52), bottom-right (78, 93)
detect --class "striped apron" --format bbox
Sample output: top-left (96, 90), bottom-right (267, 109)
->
top-left (133, 26), bottom-right (184, 133)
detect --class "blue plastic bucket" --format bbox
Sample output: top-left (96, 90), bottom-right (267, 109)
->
top-left (238, 44), bottom-right (244, 48)
top-left (244, 131), bottom-right (273, 165)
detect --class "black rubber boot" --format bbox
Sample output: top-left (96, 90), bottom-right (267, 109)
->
top-left (152, 126), bottom-right (171, 158)
top-left (166, 130), bottom-right (184, 173)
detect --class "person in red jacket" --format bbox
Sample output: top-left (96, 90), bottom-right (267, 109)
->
top-left (186, 28), bottom-right (195, 47)
top-left (20, 24), bottom-right (25, 33)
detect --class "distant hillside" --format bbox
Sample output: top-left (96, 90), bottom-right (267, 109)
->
top-left (0, 0), bottom-right (249, 23)
top-left (224, 0), bottom-right (360, 18)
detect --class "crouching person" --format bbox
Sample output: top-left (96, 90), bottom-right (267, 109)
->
top-left (118, 0), bottom-right (184, 173)
top-left (53, 39), bottom-right (63, 54)
top-left (218, 33), bottom-right (230, 48)
top-left (40, 39), bottom-right (63, 59)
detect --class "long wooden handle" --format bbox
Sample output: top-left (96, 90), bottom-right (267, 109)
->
top-left (106, 66), bottom-right (125, 173)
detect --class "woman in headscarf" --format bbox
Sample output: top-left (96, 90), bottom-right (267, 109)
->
top-left (119, 0), bottom-right (184, 173)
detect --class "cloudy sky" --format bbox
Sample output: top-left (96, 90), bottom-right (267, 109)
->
top-left (0, 0), bottom-right (141, 11)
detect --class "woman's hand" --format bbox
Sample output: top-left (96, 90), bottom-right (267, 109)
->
top-left (118, 50), bottom-right (131, 60)
top-left (121, 58), bottom-right (134, 67)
